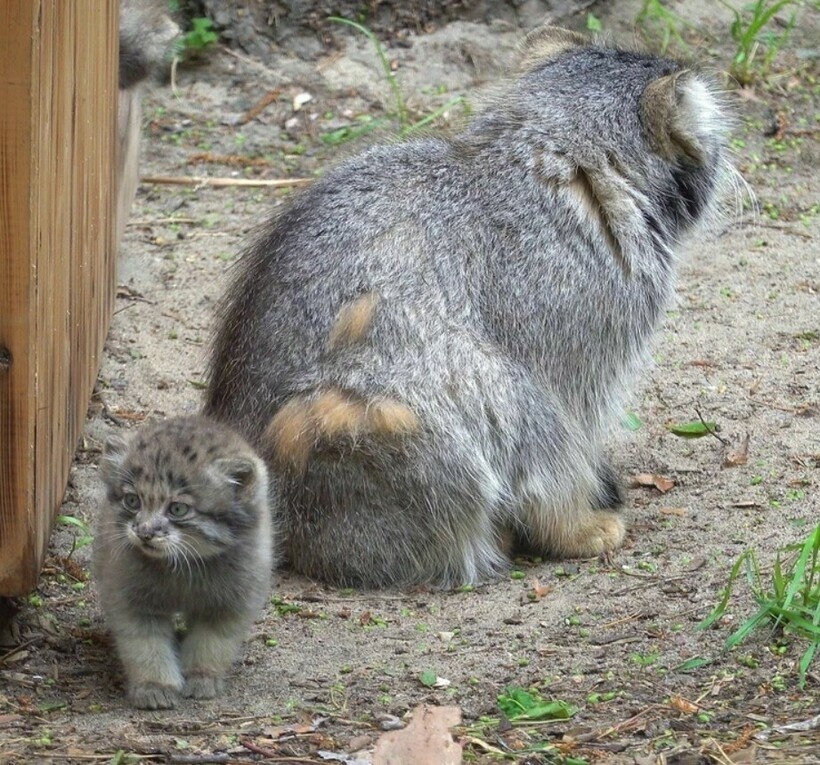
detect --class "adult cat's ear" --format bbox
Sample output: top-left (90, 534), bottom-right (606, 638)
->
top-left (518, 26), bottom-right (587, 71)
top-left (641, 71), bottom-right (714, 165)
top-left (99, 433), bottom-right (129, 483)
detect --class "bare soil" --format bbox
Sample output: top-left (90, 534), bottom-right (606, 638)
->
top-left (2, 1), bottom-right (818, 763)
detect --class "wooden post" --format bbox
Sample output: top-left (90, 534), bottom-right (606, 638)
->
top-left (0, 1), bottom-right (118, 594)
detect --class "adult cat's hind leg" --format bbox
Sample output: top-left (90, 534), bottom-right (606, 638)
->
top-left (593, 459), bottom-right (625, 510)
top-left (512, 406), bottom-right (627, 560)
top-left (519, 473), bottom-right (627, 559)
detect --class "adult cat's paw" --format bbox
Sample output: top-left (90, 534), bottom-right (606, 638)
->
top-left (554, 510), bottom-right (626, 559)
top-left (129, 682), bottom-right (179, 709)
top-left (183, 674), bottom-right (224, 699)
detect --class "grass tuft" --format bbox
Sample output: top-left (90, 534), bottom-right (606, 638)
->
top-left (327, 16), bottom-right (465, 143)
top-left (717, 0), bottom-right (799, 85)
top-left (699, 523), bottom-right (820, 687)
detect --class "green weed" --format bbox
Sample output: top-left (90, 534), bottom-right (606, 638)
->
top-left (497, 687), bottom-right (576, 721)
top-left (57, 514), bottom-right (93, 553)
top-left (699, 523), bottom-right (820, 687)
top-left (636, 0), bottom-right (693, 53)
top-left (327, 16), bottom-right (465, 142)
top-left (718, 0), bottom-right (799, 85)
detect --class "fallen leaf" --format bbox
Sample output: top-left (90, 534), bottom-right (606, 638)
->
top-left (685, 556), bottom-right (706, 572)
top-left (724, 433), bottom-right (750, 467)
top-left (527, 578), bottom-right (552, 601)
top-left (373, 704), bottom-right (462, 765)
top-left (630, 473), bottom-right (675, 493)
top-left (667, 420), bottom-right (720, 438)
top-left (670, 695), bottom-right (699, 714)
top-left (1, 650), bottom-right (28, 663)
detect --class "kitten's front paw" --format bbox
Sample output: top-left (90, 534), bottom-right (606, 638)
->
top-left (183, 674), bottom-right (224, 699)
top-left (129, 682), bottom-right (179, 709)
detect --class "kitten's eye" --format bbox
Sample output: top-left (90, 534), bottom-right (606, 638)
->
top-left (167, 501), bottom-right (191, 519)
top-left (122, 493), bottom-right (141, 511)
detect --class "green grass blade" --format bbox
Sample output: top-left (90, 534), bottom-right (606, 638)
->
top-left (698, 550), bottom-right (749, 630)
top-left (725, 609), bottom-right (770, 649)
top-left (328, 17), bottom-right (408, 128)
top-left (404, 96), bottom-right (465, 135)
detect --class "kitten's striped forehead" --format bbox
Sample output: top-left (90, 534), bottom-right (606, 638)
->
top-left (116, 416), bottom-right (250, 500)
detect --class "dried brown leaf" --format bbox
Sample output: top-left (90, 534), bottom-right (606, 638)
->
top-left (528, 578), bottom-right (552, 602)
top-left (630, 473), bottom-right (675, 493)
top-left (670, 694), bottom-right (698, 715)
top-left (724, 433), bottom-right (750, 468)
top-left (373, 704), bottom-right (462, 765)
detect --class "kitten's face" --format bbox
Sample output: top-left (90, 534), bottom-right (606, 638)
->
top-left (113, 483), bottom-right (225, 563)
top-left (99, 417), bottom-right (265, 570)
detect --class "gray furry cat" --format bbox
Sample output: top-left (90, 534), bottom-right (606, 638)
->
top-left (205, 27), bottom-right (732, 588)
top-left (93, 416), bottom-right (273, 709)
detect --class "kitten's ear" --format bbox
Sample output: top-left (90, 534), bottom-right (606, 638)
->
top-left (518, 26), bottom-right (587, 71)
top-left (213, 457), bottom-right (261, 493)
top-left (641, 71), bottom-right (714, 165)
top-left (99, 434), bottom-right (129, 483)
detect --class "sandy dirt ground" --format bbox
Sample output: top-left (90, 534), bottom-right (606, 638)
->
top-left (1, 0), bottom-right (818, 763)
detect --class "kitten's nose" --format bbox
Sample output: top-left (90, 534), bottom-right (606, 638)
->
top-left (135, 523), bottom-right (154, 541)
top-left (135, 520), bottom-right (163, 541)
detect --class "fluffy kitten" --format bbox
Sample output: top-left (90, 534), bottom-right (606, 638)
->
top-left (93, 416), bottom-right (273, 709)
top-left (205, 26), bottom-right (732, 588)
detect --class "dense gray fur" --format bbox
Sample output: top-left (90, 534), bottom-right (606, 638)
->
top-left (119, 0), bottom-right (178, 90)
top-left (117, 1), bottom-right (178, 244)
top-left (205, 27), bottom-right (730, 589)
top-left (93, 416), bottom-right (274, 709)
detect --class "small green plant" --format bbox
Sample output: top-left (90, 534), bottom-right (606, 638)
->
top-left (636, 0), bottom-right (693, 53)
top-left (326, 16), bottom-right (465, 141)
top-left (699, 523), bottom-right (820, 687)
top-left (329, 16), bottom-right (407, 126)
top-left (57, 514), bottom-right (93, 552)
top-left (497, 687), bottom-right (576, 721)
top-left (178, 17), bottom-right (218, 54)
top-left (718, 0), bottom-right (799, 85)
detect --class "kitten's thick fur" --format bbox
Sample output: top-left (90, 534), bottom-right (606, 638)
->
top-left (205, 27), bottom-right (730, 588)
top-left (93, 416), bottom-right (273, 709)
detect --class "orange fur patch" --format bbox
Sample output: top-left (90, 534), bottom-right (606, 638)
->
top-left (265, 389), bottom-right (420, 471)
top-left (367, 398), bottom-right (421, 436)
top-left (311, 389), bottom-right (368, 439)
top-left (328, 293), bottom-right (379, 350)
top-left (266, 397), bottom-right (314, 471)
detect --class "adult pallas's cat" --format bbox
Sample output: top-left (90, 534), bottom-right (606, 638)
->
top-left (206, 26), bottom-right (733, 588)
